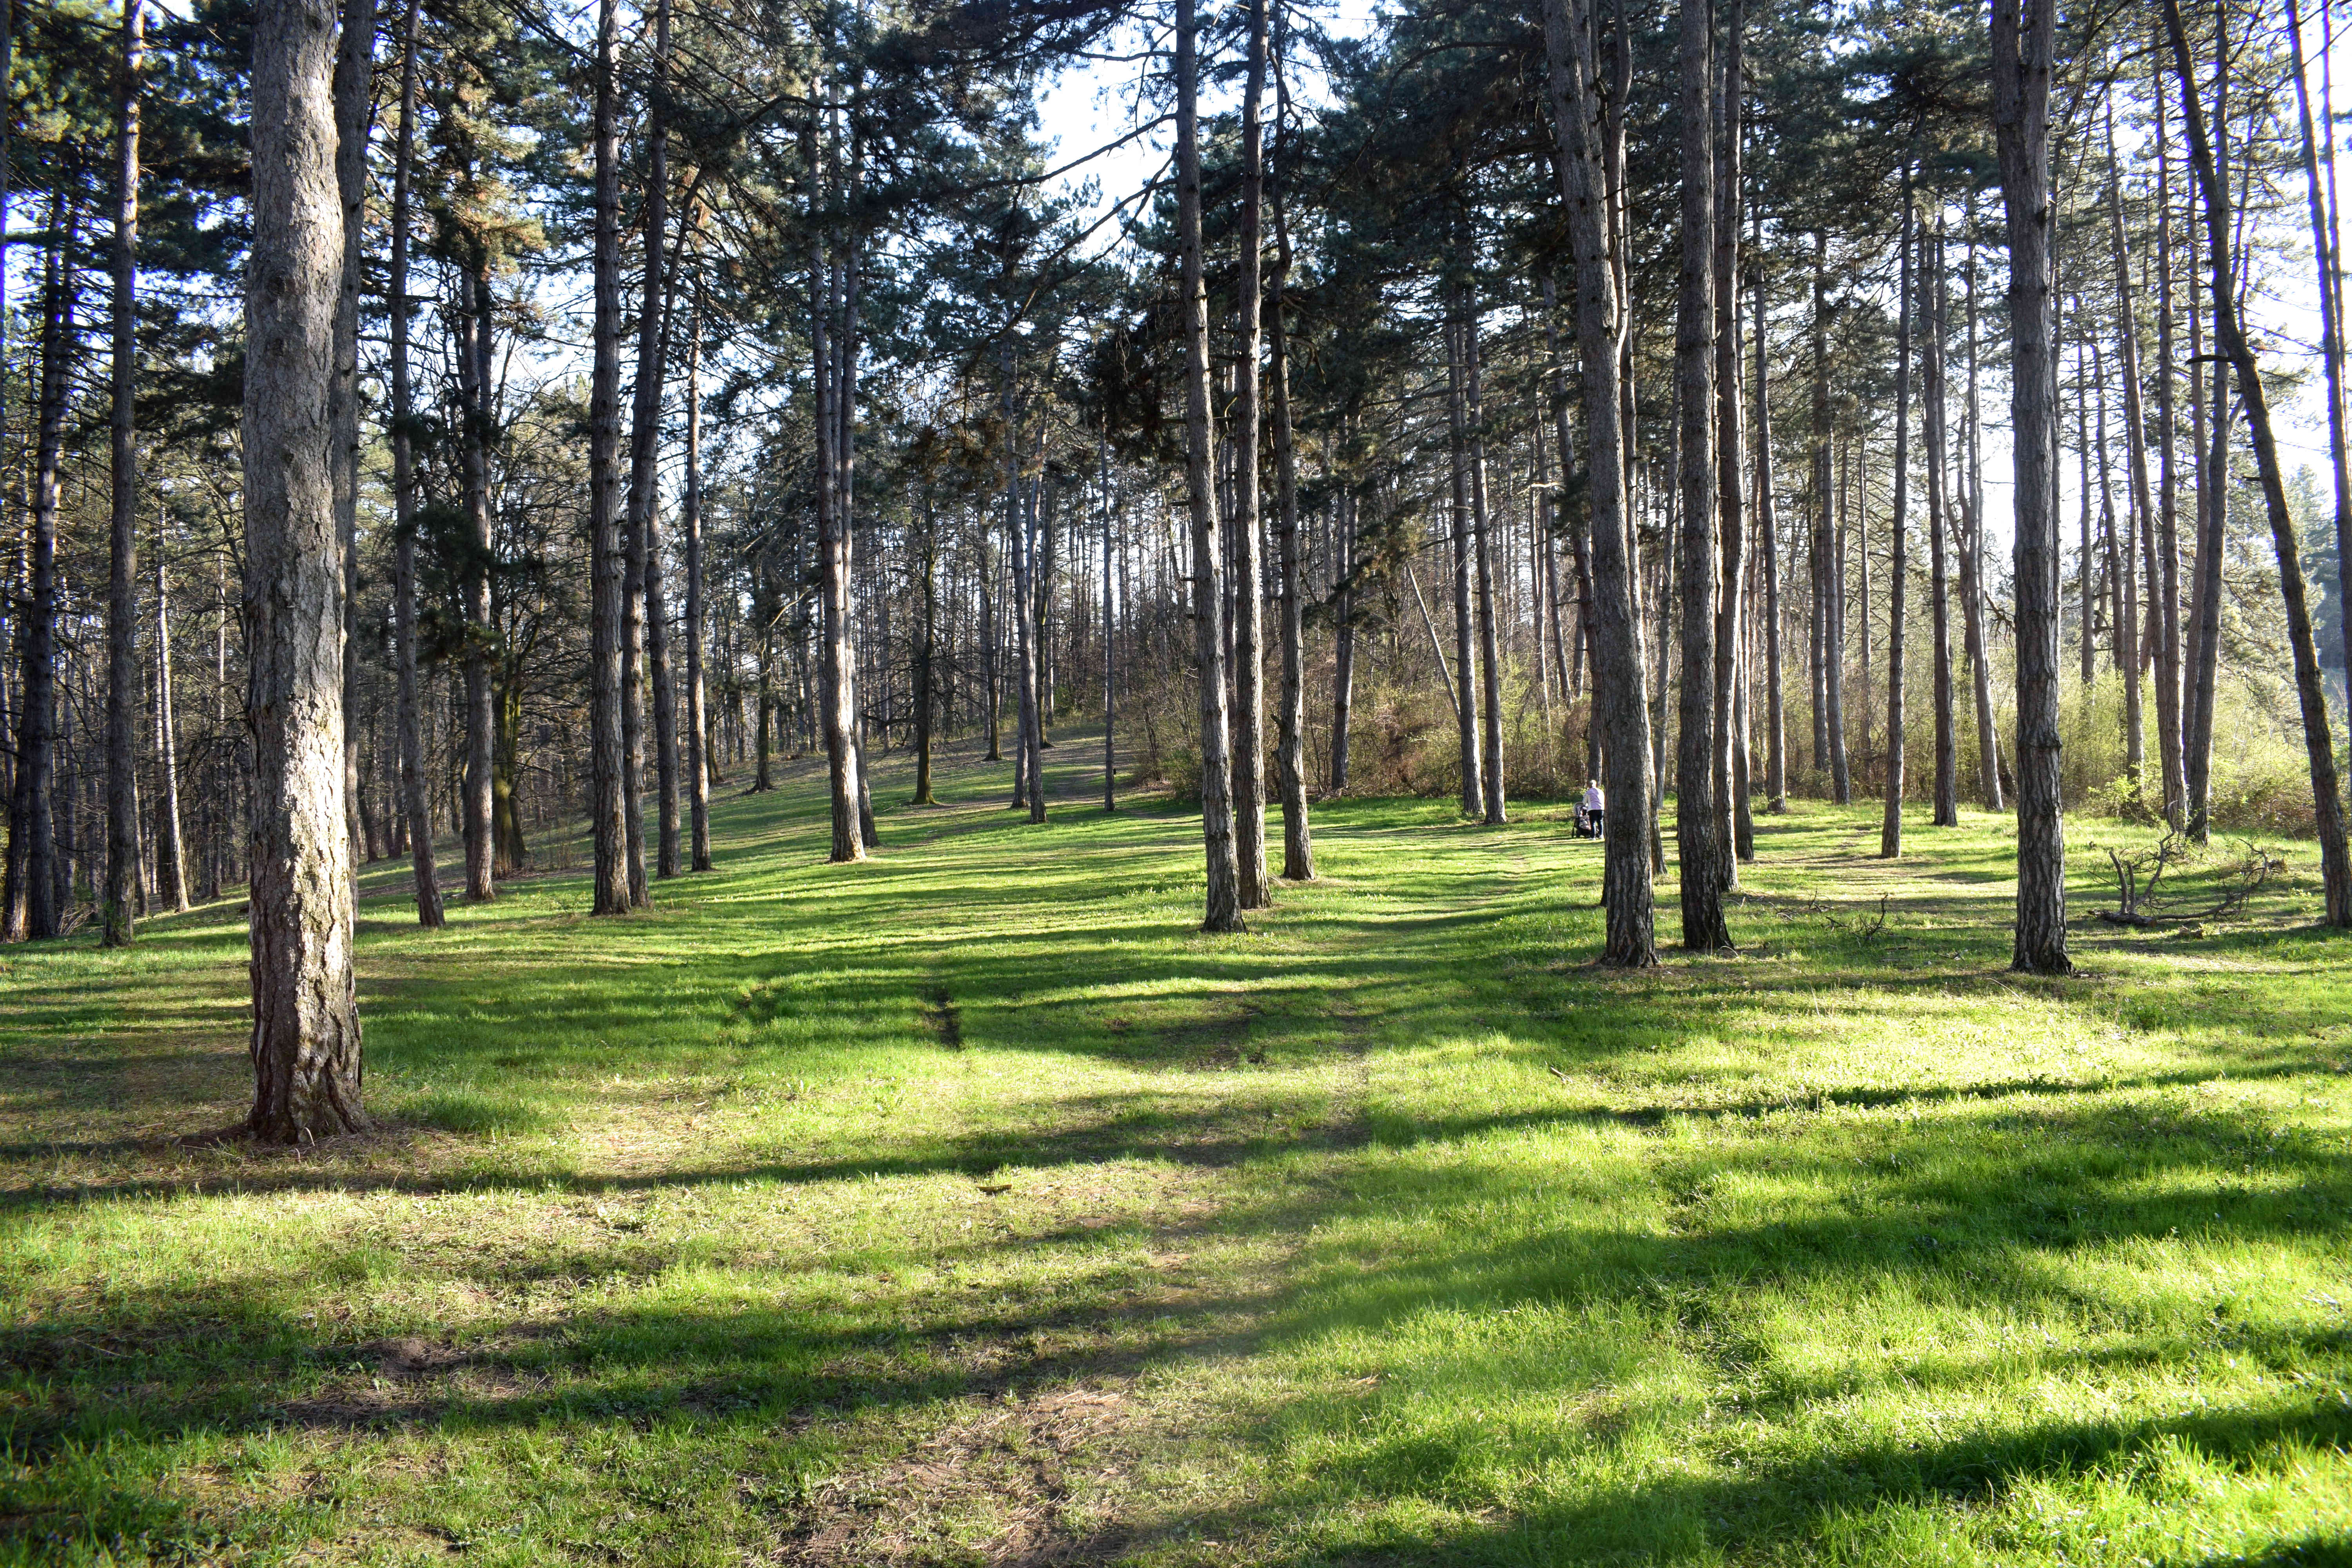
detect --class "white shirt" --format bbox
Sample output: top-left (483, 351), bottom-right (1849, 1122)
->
top-left (1583, 786), bottom-right (1604, 811)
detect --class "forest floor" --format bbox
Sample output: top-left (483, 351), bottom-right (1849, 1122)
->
top-left (2, 731), bottom-right (2349, 1567)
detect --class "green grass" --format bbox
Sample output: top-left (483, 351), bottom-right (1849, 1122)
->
top-left (2, 730), bottom-right (2348, 1566)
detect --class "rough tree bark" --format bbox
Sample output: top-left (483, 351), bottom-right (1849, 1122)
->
top-left (1231, 0), bottom-right (1270, 904)
top-left (103, 0), bottom-right (144, 947)
top-left (1674, 0), bottom-right (1727, 949)
top-left (1269, 109), bottom-right (1313, 877)
top-left (331, 0), bottom-right (373, 889)
top-left (244, 0), bottom-right (365, 1137)
top-left (387, 0), bottom-right (442, 927)
top-left (1446, 307), bottom-right (1483, 819)
top-left (2163, 0), bottom-right (2352, 925)
top-left (1544, 0), bottom-right (1655, 965)
top-left (1992, 0), bottom-right (2069, 975)
top-left (630, 0), bottom-right (678, 880)
top-left (1178, 0), bottom-right (1242, 933)
top-left (585, 0), bottom-right (632, 914)
top-left (1882, 177), bottom-right (1913, 858)
top-left (1712, 0), bottom-right (1751, 873)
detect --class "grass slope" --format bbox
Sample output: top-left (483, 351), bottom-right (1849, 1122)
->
top-left (2, 734), bottom-right (2348, 1566)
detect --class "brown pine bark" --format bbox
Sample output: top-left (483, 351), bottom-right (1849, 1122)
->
top-left (1712, 0), bottom-right (1751, 872)
top-left (457, 272), bottom-right (496, 902)
top-left (630, 0), bottom-right (677, 881)
top-left (330, 0), bottom-right (372, 892)
top-left (586, 0), bottom-right (632, 915)
top-left (5, 185), bottom-right (74, 944)
top-left (1992, 0), bottom-right (2068, 975)
top-left (244, 0), bottom-right (365, 1137)
top-left (387, 0), bottom-right (442, 927)
top-left (1674, 0), bottom-right (1726, 949)
top-left (1269, 117), bottom-right (1312, 877)
top-left (2163, 0), bottom-right (2352, 925)
top-left (1229, 0), bottom-right (1269, 903)
top-left (1544, 0), bottom-right (1654, 965)
top-left (1882, 179), bottom-right (1913, 859)
top-left (103, 0), bottom-right (144, 946)
top-left (1178, 0), bottom-right (1241, 933)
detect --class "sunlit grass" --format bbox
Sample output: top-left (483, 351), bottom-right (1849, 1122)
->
top-left (1, 731), bottom-right (2346, 1565)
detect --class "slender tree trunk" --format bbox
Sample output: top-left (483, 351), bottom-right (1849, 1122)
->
top-left (1993, 0), bottom-right (2068, 974)
top-left (456, 272), bottom-right (496, 901)
top-left (2182, 13), bottom-right (2228, 843)
top-left (1446, 310), bottom-right (1483, 817)
top-left (1809, 233), bottom-right (1850, 801)
top-left (1101, 433), bottom-right (1118, 812)
top-left (1226, 2), bottom-right (1269, 902)
top-left (1713, 0), bottom-right (1750, 874)
top-left (683, 287), bottom-right (712, 869)
top-left (1545, 0), bottom-right (1654, 964)
top-left (1469, 314), bottom-right (1507, 826)
top-left (586, 0), bottom-right (632, 913)
top-left (103, 0), bottom-right (145, 946)
top-left (1883, 178), bottom-right (1914, 857)
top-left (628, 0), bottom-right (677, 881)
top-left (1674, 0), bottom-right (1726, 947)
top-left (245, 0), bottom-right (364, 1136)
top-left (152, 510), bottom-right (187, 911)
top-left (1926, 211), bottom-right (1960, 827)
top-left (388, 0), bottom-right (441, 926)
top-left (1753, 227), bottom-right (1786, 812)
top-left (2163, 0), bottom-right (2352, 924)
top-left (2151, 56), bottom-right (2187, 825)
top-left (5, 185), bottom-right (74, 944)
top-left (1179, 0), bottom-right (1241, 932)
top-left (1270, 181), bottom-right (1311, 872)
top-left (1330, 486), bottom-right (1356, 792)
top-left (2288, 0), bottom-right (2352, 764)
top-left (1959, 211), bottom-right (2005, 812)
top-left (2107, 96), bottom-right (2161, 798)
top-left (328, 0), bottom-right (372, 894)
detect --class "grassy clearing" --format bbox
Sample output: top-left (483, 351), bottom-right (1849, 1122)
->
top-left (2, 733), bottom-right (2348, 1566)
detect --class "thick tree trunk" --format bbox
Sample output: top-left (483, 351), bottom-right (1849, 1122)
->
top-left (1992, 0), bottom-right (2069, 974)
top-left (585, 0), bottom-right (632, 915)
top-left (245, 0), bottom-right (364, 1137)
top-left (387, 0), bottom-right (441, 927)
top-left (2163, 0), bottom-right (2352, 924)
top-left (1544, 0), bottom-right (1654, 965)
top-left (1178, 0), bottom-right (1242, 933)
top-left (1674, 0), bottom-right (1726, 948)
top-left (103, 0), bottom-right (145, 946)
top-left (1882, 180), bottom-right (1913, 858)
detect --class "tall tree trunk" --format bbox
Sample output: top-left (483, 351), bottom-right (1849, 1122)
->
top-left (914, 502), bottom-right (937, 807)
top-left (1713, 0), bottom-right (1751, 872)
top-left (245, 0), bottom-right (364, 1136)
top-left (2151, 53), bottom-right (2187, 825)
top-left (1270, 174), bottom-right (1312, 870)
top-left (103, 0), bottom-right (145, 946)
top-left (1674, 0), bottom-right (1726, 947)
top-left (1926, 210), bottom-right (1960, 827)
top-left (586, 0), bottom-right (632, 914)
top-left (152, 510), bottom-right (187, 911)
top-left (1330, 485), bottom-right (1357, 792)
top-left (330, 0), bottom-right (372, 894)
top-left (1469, 313), bottom-right (1507, 826)
top-left (1544, 0), bottom-right (1654, 965)
top-left (5, 186), bottom-right (74, 944)
top-left (1992, 0), bottom-right (2068, 974)
top-left (1446, 311), bottom-right (1483, 817)
top-left (457, 272), bottom-right (496, 901)
top-left (683, 286), bottom-right (712, 869)
top-left (1882, 176), bottom-right (1914, 858)
top-left (1101, 432), bottom-right (1118, 812)
top-left (2288, 0), bottom-right (2352, 767)
top-left (630, 0), bottom-right (677, 881)
top-left (1178, 0), bottom-right (1241, 932)
top-left (1809, 232), bottom-right (1850, 802)
top-left (2107, 96), bottom-right (2161, 799)
top-left (1959, 211), bottom-right (2005, 812)
top-left (1752, 222), bottom-right (1786, 812)
top-left (388, 0), bottom-right (442, 926)
top-left (2181, 12), bottom-right (2228, 843)
top-left (2163, 0), bottom-right (2352, 924)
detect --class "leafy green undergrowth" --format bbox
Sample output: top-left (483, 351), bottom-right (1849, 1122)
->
top-left (1, 733), bottom-right (2346, 1566)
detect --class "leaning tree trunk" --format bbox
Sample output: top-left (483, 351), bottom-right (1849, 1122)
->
top-left (387, 0), bottom-right (442, 926)
top-left (103, 0), bottom-right (144, 947)
top-left (1882, 177), bottom-right (1913, 858)
top-left (1993, 0), bottom-right (2069, 975)
top-left (585, 0), bottom-right (632, 915)
top-left (1545, 0), bottom-right (1654, 965)
top-left (245, 0), bottom-right (364, 1137)
top-left (2164, 0), bottom-right (2352, 925)
top-left (1178, 0), bottom-right (1241, 933)
top-left (1674, 0), bottom-right (1727, 949)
